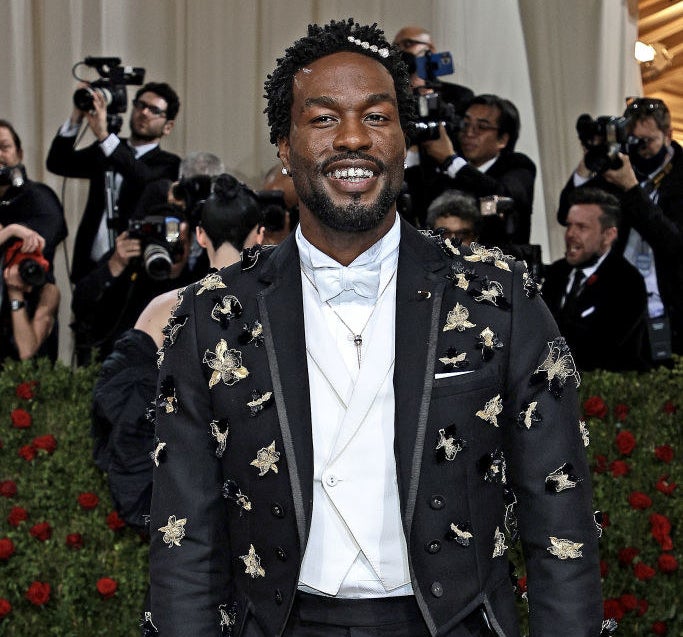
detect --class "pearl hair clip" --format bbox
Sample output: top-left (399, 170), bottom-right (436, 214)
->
top-left (347, 36), bottom-right (389, 58)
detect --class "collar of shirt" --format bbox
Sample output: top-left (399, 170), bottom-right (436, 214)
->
top-left (128, 139), bottom-right (158, 159)
top-left (567, 249), bottom-right (610, 293)
top-left (475, 155), bottom-right (499, 173)
top-left (296, 212), bottom-right (401, 306)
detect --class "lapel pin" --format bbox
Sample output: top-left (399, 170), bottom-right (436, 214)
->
top-left (417, 290), bottom-right (432, 300)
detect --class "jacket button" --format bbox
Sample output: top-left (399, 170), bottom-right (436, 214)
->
top-left (275, 546), bottom-right (287, 561)
top-left (271, 503), bottom-right (285, 518)
top-left (426, 539), bottom-right (441, 554)
top-left (430, 495), bottom-right (445, 510)
top-left (275, 589), bottom-right (283, 605)
top-left (430, 581), bottom-right (444, 598)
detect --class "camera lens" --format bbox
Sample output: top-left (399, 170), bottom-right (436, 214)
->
top-left (143, 243), bottom-right (172, 280)
top-left (18, 259), bottom-right (47, 287)
top-left (73, 86), bottom-right (113, 112)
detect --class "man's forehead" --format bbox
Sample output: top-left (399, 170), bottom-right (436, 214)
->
top-left (140, 91), bottom-right (168, 106)
top-left (568, 203), bottom-right (601, 220)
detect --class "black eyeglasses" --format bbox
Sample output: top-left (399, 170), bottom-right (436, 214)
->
top-left (459, 120), bottom-right (500, 135)
top-left (132, 99), bottom-right (167, 117)
top-left (624, 97), bottom-right (667, 116)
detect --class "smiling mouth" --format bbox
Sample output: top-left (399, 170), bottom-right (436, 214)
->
top-left (325, 167), bottom-right (375, 181)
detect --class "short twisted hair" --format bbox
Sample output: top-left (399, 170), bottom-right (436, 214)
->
top-left (264, 18), bottom-right (415, 145)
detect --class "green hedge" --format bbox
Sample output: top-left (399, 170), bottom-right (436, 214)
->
top-left (0, 358), bottom-right (680, 635)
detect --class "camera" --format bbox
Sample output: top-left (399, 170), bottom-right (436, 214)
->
top-left (128, 210), bottom-right (182, 281)
top-left (0, 165), bottom-right (25, 188)
top-left (72, 56), bottom-right (146, 134)
top-left (409, 91), bottom-right (461, 144)
top-left (3, 240), bottom-right (50, 287)
top-left (575, 114), bottom-right (641, 174)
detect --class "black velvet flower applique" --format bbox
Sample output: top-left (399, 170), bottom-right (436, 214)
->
top-left (247, 389), bottom-right (274, 417)
top-left (545, 462), bottom-right (582, 493)
top-left (476, 327), bottom-right (504, 361)
top-left (162, 313), bottom-right (188, 348)
top-left (468, 277), bottom-right (511, 310)
top-left (522, 270), bottom-right (542, 298)
top-left (157, 376), bottom-right (178, 415)
top-left (211, 295), bottom-right (244, 330)
top-left (435, 424), bottom-right (467, 462)
top-left (445, 261), bottom-right (477, 291)
top-left (239, 320), bottom-right (264, 347)
top-left (478, 449), bottom-right (507, 484)
top-left (438, 347), bottom-right (469, 371)
top-left (531, 337), bottom-right (581, 398)
top-left (221, 479), bottom-right (252, 514)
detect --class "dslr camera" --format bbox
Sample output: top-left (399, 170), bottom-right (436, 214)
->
top-left (575, 114), bottom-right (641, 174)
top-left (127, 209), bottom-right (182, 280)
top-left (72, 56), bottom-right (146, 133)
top-left (3, 240), bottom-right (50, 287)
top-left (171, 175), bottom-right (214, 226)
top-left (0, 165), bottom-right (25, 189)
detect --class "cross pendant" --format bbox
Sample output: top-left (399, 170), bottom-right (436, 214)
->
top-left (353, 334), bottom-right (362, 367)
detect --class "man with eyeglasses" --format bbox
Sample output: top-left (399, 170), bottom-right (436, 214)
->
top-left (557, 97), bottom-right (683, 359)
top-left (47, 81), bottom-right (181, 283)
top-left (407, 93), bottom-right (536, 246)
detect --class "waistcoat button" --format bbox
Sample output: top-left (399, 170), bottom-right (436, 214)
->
top-left (426, 539), bottom-right (441, 554)
top-left (271, 503), bottom-right (285, 518)
top-left (430, 581), bottom-right (444, 598)
top-left (430, 495), bottom-right (445, 510)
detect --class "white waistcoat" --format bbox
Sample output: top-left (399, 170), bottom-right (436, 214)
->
top-left (297, 256), bottom-right (412, 597)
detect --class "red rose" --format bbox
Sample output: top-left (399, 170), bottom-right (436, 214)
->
top-left (7, 506), bottom-right (28, 527)
top-left (593, 454), bottom-right (608, 474)
top-left (517, 576), bottom-right (527, 593)
top-left (0, 598), bottom-right (11, 619)
top-left (96, 577), bottom-right (118, 599)
top-left (600, 512), bottom-right (610, 529)
top-left (32, 434), bottom-right (57, 454)
top-left (10, 408), bottom-right (32, 428)
top-left (583, 395), bottom-right (608, 419)
top-left (615, 430), bottom-right (636, 455)
top-left (15, 380), bottom-right (37, 400)
top-left (657, 553), bottom-right (678, 573)
top-left (650, 513), bottom-right (673, 551)
top-left (662, 400), bottom-right (677, 414)
top-left (654, 445), bottom-right (674, 463)
top-left (0, 481), bottom-right (17, 498)
top-left (619, 593), bottom-right (637, 611)
top-left (655, 475), bottom-right (677, 496)
top-left (18, 444), bottom-right (36, 461)
top-left (609, 460), bottom-right (630, 477)
top-left (106, 510), bottom-right (125, 531)
top-left (603, 598), bottom-right (624, 621)
top-left (66, 533), bottom-right (84, 550)
top-left (25, 581), bottom-right (50, 606)
top-left (633, 562), bottom-right (656, 581)
top-left (0, 538), bottom-right (15, 561)
top-left (599, 560), bottom-right (609, 578)
top-left (614, 403), bottom-right (629, 421)
top-left (618, 547), bottom-right (640, 566)
top-left (652, 621), bottom-right (668, 635)
top-left (637, 599), bottom-right (649, 616)
top-left (77, 492), bottom-right (99, 510)
top-left (628, 491), bottom-right (652, 510)
top-left (29, 521), bottom-right (52, 542)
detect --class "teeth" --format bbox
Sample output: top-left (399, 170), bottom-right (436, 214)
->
top-left (327, 167), bottom-right (374, 180)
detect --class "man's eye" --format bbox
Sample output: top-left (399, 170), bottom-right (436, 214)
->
top-left (312, 115), bottom-right (337, 125)
top-left (365, 113), bottom-right (388, 123)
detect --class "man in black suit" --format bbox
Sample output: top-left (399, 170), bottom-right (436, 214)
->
top-left (46, 81), bottom-right (180, 283)
top-left (149, 18), bottom-right (602, 637)
top-left (543, 188), bottom-right (649, 371)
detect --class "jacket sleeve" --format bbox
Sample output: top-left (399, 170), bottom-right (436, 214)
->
top-left (503, 261), bottom-right (603, 636)
top-left (46, 133), bottom-right (102, 179)
top-left (149, 285), bottom-right (230, 636)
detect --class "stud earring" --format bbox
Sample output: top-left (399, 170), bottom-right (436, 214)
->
top-left (281, 167), bottom-right (288, 176)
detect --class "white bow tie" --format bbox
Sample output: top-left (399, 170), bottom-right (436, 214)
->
top-left (312, 262), bottom-right (381, 303)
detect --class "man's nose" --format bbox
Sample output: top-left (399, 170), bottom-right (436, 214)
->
top-left (333, 117), bottom-right (371, 151)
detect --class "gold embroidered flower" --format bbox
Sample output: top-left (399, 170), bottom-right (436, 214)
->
top-left (547, 536), bottom-right (584, 559)
top-left (196, 272), bottom-right (227, 295)
top-left (436, 428), bottom-right (466, 461)
top-left (209, 419), bottom-right (229, 458)
top-left (492, 526), bottom-right (508, 557)
top-left (473, 279), bottom-right (505, 306)
top-left (534, 338), bottom-right (581, 395)
top-left (250, 441), bottom-right (280, 476)
top-left (518, 401), bottom-right (540, 430)
top-left (476, 394), bottom-right (503, 427)
top-left (158, 515), bottom-right (187, 548)
top-left (203, 339), bottom-right (249, 388)
top-left (439, 351), bottom-right (468, 368)
top-left (465, 243), bottom-right (512, 271)
top-left (240, 544), bottom-right (265, 578)
top-left (443, 303), bottom-right (476, 332)
top-left (579, 420), bottom-right (590, 447)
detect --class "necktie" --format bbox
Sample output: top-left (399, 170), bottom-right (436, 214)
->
top-left (562, 269), bottom-right (585, 316)
top-left (312, 262), bottom-right (381, 303)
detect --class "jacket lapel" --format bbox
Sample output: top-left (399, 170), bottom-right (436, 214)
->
top-left (393, 223), bottom-right (449, 533)
top-left (257, 236), bottom-right (313, 548)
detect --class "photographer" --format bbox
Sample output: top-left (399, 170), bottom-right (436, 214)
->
top-left (1, 229), bottom-right (60, 363)
top-left (406, 93), bottom-right (536, 245)
top-left (47, 77), bottom-right (181, 283)
top-left (0, 120), bottom-right (67, 267)
top-left (557, 98), bottom-right (683, 357)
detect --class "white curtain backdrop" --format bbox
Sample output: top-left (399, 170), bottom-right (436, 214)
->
top-left (0, 0), bottom-right (640, 363)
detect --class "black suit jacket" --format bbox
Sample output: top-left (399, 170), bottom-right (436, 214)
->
top-left (542, 251), bottom-right (650, 371)
top-left (149, 221), bottom-right (602, 636)
top-left (46, 132), bottom-right (180, 282)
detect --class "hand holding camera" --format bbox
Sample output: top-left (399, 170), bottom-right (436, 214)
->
top-left (108, 230), bottom-right (142, 278)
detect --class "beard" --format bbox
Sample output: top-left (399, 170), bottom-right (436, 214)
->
top-left (129, 117), bottom-right (163, 143)
top-left (291, 151), bottom-right (403, 233)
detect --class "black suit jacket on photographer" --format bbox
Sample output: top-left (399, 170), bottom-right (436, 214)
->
top-left (46, 133), bottom-right (180, 283)
top-left (405, 150), bottom-right (536, 244)
top-left (556, 140), bottom-right (683, 353)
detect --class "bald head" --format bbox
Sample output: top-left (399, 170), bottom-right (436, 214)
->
top-left (393, 26), bottom-right (435, 56)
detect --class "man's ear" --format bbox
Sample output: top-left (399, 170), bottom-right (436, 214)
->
top-left (496, 132), bottom-right (510, 152)
top-left (277, 138), bottom-right (291, 174)
top-left (162, 119), bottom-right (175, 137)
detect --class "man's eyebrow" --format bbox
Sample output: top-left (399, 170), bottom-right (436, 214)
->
top-left (303, 93), bottom-right (397, 109)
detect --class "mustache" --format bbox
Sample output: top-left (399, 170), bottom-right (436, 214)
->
top-left (320, 152), bottom-right (385, 173)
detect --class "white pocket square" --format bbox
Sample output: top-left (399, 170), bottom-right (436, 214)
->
top-left (435, 370), bottom-right (476, 379)
top-left (581, 306), bottom-right (596, 318)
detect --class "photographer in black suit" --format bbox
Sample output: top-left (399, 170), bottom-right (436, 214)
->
top-left (47, 81), bottom-right (180, 283)
top-left (544, 188), bottom-right (649, 371)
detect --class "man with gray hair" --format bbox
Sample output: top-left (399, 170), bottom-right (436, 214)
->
top-left (425, 189), bottom-right (481, 245)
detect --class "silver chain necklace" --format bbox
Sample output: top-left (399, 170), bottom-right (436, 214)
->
top-left (301, 267), bottom-right (397, 368)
